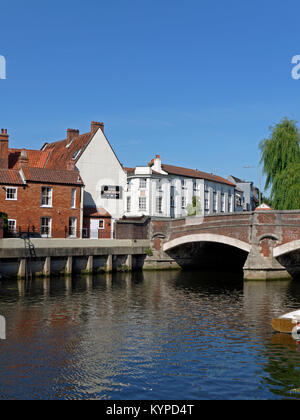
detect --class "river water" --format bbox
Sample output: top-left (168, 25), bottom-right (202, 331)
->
top-left (1, 270), bottom-right (300, 400)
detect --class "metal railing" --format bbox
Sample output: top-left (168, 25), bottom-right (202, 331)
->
top-left (4, 227), bottom-right (111, 239)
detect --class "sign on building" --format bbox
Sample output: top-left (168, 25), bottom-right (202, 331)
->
top-left (101, 185), bottom-right (122, 200)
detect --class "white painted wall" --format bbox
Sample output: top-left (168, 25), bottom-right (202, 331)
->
top-left (125, 168), bottom-right (235, 219)
top-left (76, 129), bottom-right (127, 219)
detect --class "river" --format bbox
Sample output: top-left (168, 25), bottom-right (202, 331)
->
top-left (0, 270), bottom-right (300, 400)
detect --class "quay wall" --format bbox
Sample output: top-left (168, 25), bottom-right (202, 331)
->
top-left (0, 238), bottom-right (150, 279)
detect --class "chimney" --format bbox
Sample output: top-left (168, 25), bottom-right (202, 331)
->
top-left (152, 154), bottom-right (162, 173)
top-left (91, 121), bottom-right (104, 134)
top-left (0, 129), bottom-right (9, 168)
top-left (66, 160), bottom-right (75, 171)
top-left (18, 149), bottom-right (29, 169)
top-left (67, 128), bottom-right (79, 146)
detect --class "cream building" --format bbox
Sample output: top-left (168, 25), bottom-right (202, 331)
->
top-left (125, 155), bottom-right (237, 218)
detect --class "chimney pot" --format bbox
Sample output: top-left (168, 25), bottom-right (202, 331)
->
top-left (91, 121), bottom-right (104, 134)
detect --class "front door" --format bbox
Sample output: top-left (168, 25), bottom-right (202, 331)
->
top-left (90, 219), bottom-right (99, 239)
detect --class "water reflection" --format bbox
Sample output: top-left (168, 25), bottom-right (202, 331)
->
top-left (0, 272), bottom-right (300, 399)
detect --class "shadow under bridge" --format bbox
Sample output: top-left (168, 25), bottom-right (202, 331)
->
top-left (163, 234), bottom-right (250, 273)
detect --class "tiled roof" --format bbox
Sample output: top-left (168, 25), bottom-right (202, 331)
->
top-left (9, 149), bottom-right (50, 169)
top-left (161, 164), bottom-right (236, 186)
top-left (21, 167), bottom-right (84, 185)
top-left (0, 169), bottom-right (24, 185)
top-left (124, 167), bottom-right (135, 173)
top-left (42, 133), bottom-right (92, 170)
top-left (229, 175), bottom-right (244, 183)
top-left (83, 207), bottom-right (111, 218)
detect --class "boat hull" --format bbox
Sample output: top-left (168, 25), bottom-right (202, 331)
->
top-left (271, 310), bottom-right (300, 334)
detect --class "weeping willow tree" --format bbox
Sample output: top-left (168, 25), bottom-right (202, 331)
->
top-left (259, 117), bottom-right (300, 209)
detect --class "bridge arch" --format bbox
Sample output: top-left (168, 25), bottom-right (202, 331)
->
top-left (273, 240), bottom-right (300, 258)
top-left (163, 233), bottom-right (251, 253)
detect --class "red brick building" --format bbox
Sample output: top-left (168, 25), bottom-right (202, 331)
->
top-left (83, 207), bottom-right (112, 239)
top-left (0, 128), bottom-right (84, 238)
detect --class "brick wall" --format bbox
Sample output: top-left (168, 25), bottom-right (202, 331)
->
top-left (1, 182), bottom-right (82, 238)
top-left (83, 216), bottom-right (111, 239)
top-left (115, 217), bottom-right (150, 239)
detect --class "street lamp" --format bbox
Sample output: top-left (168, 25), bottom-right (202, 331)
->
top-left (243, 165), bottom-right (262, 207)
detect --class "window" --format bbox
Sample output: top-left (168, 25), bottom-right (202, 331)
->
top-left (127, 196), bottom-right (131, 212)
top-left (170, 196), bottom-right (175, 208)
top-left (139, 178), bottom-right (147, 189)
top-left (41, 187), bottom-right (53, 207)
top-left (157, 180), bottom-right (163, 192)
top-left (228, 195), bottom-right (233, 212)
top-left (139, 197), bottom-right (146, 211)
top-left (205, 190), bottom-right (210, 212)
top-left (69, 217), bottom-right (77, 238)
top-left (7, 219), bottom-right (16, 232)
top-left (71, 188), bottom-right (76, 208)
top-left (40, 217), bottom-right (52, 237)
top-left (6, 187), bottom-right (17, 200)
top-left (170, 186), bottom-right (175, 208)
top-left (181, 179), bottom-right (187, 189)
top-left (213, 192), bottom-right (217, 212)
top-left (99, 220), bottom-right (105, 229)
top-left (193, 180), bottom-right (197, 191)
top-left (181, 196), bottom-right (186, 209)
top-left (221, 193), bottom-right (225, 212)
top-left (72, 150), bottom-right (81, 160)
top-left (156, 197), bottom-right (163, 214)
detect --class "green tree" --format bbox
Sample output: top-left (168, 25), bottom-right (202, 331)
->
top-left (259, 117), bottom-right (300, 209)
top-left (186, 196), bottom-right (201, 216)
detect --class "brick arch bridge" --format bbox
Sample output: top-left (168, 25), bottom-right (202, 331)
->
top-left (148, 211), bottom-right (300, 280)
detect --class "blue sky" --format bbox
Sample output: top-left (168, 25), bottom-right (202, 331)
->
top-left (1, 0), bottom-right (300, 191)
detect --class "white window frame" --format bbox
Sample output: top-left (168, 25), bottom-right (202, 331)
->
top-left (139, 178), bottom-right (147, 189)
top-left (71, 188), bottom-right (76, 209)
top-left (5, 187), bottom-right (18, 201)
top-left (221, 193), bottom-right (225, 212)
top-left (156, 196), bottom-right (163, 214)
top-left (139, 197), bottom-right (147, 211)
top-left (98, 219), bottom-right (105, 230)
top-left (7, 219), bottom-right (17, 232)
top-left (127, 196), bottom-right (131, 212)
top-left (40, 217), bottom-right (52, 238)
top-left (72, 149), bottom-right (81, 160)
top-left (69, 217), bottom-right (77, 238)
top-left (181, 196), bottom-right (186, 209)
top-left (213, 192), bottom-right (217, 212)
top-left (41, 187), bottom-right (53, 207)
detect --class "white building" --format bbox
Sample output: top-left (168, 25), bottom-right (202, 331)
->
top-left (124, 155), bottom-right (237, 218)
top-left (42, 121), bottom-right (127, 237)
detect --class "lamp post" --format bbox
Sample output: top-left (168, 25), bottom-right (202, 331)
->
top-left (243, 165), bottom-right (262, 207)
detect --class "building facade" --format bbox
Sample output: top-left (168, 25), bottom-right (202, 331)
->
top-left (228, 175), bottom-right (258, 211)
top-left (125, 155), bottom-right (237, 218)
top-left (42, 122), bottom-right (126, 238)
top-left (0, 129), bottom-right (83, 238)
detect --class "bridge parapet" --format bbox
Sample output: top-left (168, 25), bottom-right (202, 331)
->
top-left (148, 211), bottom-right (300, 280)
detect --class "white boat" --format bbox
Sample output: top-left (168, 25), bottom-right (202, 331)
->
top-left (272, 310), bottom-right (300, 334)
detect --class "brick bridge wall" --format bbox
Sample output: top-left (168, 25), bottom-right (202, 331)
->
top-left (116, 211), bottom-right (300, 279)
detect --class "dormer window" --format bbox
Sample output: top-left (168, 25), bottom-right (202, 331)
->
top-left (72, 150), bottom-right (81, 160)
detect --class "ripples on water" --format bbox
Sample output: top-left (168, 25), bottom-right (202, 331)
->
top-left (1, 271), bottom-right (300, 400)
